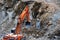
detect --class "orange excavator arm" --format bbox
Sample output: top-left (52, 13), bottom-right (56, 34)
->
top-left (15, 6), bottom-right (30, 34)
top-left (3, 5), bottom-right (30, 40)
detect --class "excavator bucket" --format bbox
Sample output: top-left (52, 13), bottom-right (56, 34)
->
top-left (25, 21), bottom-right (31, 25)
top-left (25, 21), bottom-right (31, 28)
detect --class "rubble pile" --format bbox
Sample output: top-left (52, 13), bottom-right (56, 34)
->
top-left (0, 0), bottom-right (60, 40)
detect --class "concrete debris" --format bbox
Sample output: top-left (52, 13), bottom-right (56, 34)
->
top-left (0, 0), bottom-right (60, 40)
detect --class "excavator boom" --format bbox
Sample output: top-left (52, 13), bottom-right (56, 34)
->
top-left (15, 6), bottom-right (30, 34)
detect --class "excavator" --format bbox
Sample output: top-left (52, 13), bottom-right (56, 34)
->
top-left (3, 5), bottom-right (30, 40)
